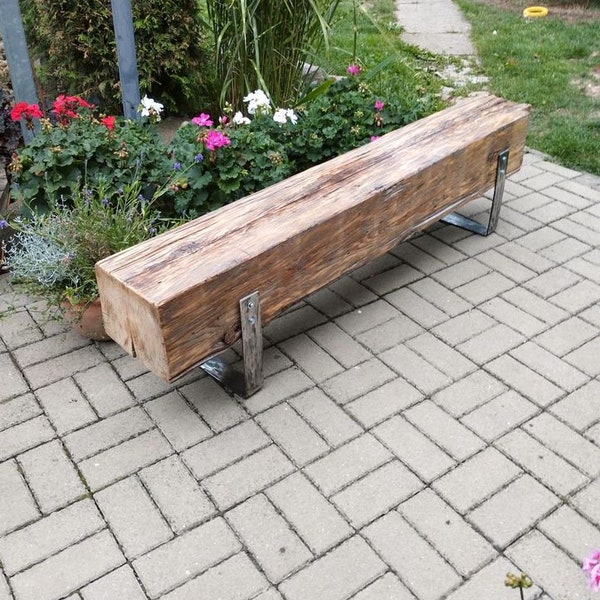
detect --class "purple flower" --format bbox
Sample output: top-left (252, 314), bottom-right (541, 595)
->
top-left (194, 153), bottom-right (203, 163)
top-left (191, 113), bottom-right (213, 127)
top-left (0, 219), bottom-right (8, 229)
top-left (374, 99), bottom-right (385, 111)
top-left (347, 64), bottom-right (361, 76)
top-left (101, 197), bottom-right (109, 207)
top-left (370, 135), bottom-right (380, 142)
top-left (173, 161), bottom-right (182, 171)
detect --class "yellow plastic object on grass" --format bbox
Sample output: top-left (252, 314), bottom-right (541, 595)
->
top-left (523, 6), bottom-right (549, 17)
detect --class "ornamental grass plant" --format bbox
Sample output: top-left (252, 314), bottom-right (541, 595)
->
top-left (205, 0), bottom-right (341, 110)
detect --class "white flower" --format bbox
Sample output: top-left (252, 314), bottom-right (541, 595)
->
top-left (232, 111), bottom-right (251, 125)
top-left (243, 90), bottom-right (271, 115)
top-left (139, 95), bottom-right (164, 121)
top-left (273, 108), bottom-right (298, 125)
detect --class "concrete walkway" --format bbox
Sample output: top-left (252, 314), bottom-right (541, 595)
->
top-left (1, 149), bottom-right (600, 600)
top-left (395, 0), bottom-right (476, 55)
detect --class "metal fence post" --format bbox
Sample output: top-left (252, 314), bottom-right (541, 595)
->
top-left (0, 0), bottom-right (39, 141)
top-left (110, 0), bottom-right (140, 120)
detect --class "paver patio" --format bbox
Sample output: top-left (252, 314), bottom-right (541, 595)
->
top-left (1, 149), bottom-right (599, 600)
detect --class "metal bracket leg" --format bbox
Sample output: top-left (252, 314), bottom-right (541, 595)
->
top-left (200, 291), bottom-right (264, 398)
top-left (442, 149), bottom-right (509, 236)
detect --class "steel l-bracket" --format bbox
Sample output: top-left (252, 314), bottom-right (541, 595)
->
top-left (200, 291), bottom-right (264, 398)
top-left (442, 149), bottom-right (509, 236)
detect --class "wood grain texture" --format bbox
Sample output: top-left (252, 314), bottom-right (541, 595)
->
top-left (96, 94), bottom-right (530, 381)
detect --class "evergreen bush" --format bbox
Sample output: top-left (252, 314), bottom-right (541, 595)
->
top-left (20, 0), bottom-right (212, 115)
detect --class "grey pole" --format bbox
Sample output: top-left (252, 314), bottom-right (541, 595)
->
top-left (110, 0), bottom-right (140, 120)
top-left (0, 0), bottom-right (39, 141)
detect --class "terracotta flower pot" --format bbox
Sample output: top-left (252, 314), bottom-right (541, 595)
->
top-left (61, 297), bottom-right (112, 341)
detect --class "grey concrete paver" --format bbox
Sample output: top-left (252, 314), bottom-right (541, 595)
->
top-left (266, 472), bottom-right (352, 556)
top-left (278, 536), bottom-right (386, 600)
top-left (132, 517), bottom-right (241, 599)
top-left (0, 416), bottom-right (55, 463)
top-left (94, 477), bottom-right (173, 559)
top-left (364, 512), bottom-right (462, 600)
top-left (159, 552), bottom-right (268, 600)
top-left (431, 369), bottom-right (505, 416)
top-left (179, 377), bottom-right (248, 432)
top-left (506, 531), bottom-right (597, 600)
top-left (304, 434), bottom-right (392, 496)
top-left (63, 406), bottom-right (154, 462)
top-left (80, 565), bottom-right (147, 600)
top-left (145, 391), bottom-right (212, 451)
top-left (73, 363), bottom-right (135, 417)
top-left (399, 488), bottom-right (495, 576)
top-left (9, 531), bottom-right (124, 600)
top-left (0, 353), bottom-right (29, 401)
top-left (225, 494), bottom-right (312, 583)
top-left (0, 394), bottom-right (41, 431)
top-left (35, 378), bottom-right (97, 435)
top-left (1, 67), bottom-right (600, 600)
top-left (373, 415), bottom-right (455, 481)
top-left (468, 475), bottom-right (560, 548)
top-left (202, 445), bottom-right (294, 510)
top-left (17, 441), bottom-right (87, 514)
top-left (78, 429), bottom-right (173, 491)
top-left (331, 460), bottom-right (423, 528)
top-left (433, 446), bottom-right (521, 513)
top-left (0, 500), bottom-right (104, 576)
top-left (0, 460), bottom-right (40, 536)
top-left (256, 403), bottom-right (329, 466)
top-left (139, 456), bottom-right (216, 534)
top-left (288, 387), bottom-right (363, 447)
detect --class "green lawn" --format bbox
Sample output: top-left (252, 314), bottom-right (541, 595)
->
top-left (319, 0), bottom-right (599, 175)
top-left (457, 0), bottom-right (600, 174)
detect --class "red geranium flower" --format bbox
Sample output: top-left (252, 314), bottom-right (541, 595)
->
top-left (100, 116), bottom-right (116, 131)
top-left (10, 102), bottom-right (43, 122)
top-left (52, 95), bottom-right (94, 123)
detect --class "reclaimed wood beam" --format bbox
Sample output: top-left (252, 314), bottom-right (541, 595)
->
top-left (96, 94), bottom-right (530, 381)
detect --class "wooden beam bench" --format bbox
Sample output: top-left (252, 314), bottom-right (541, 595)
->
top-left (96, 93), bottom-right (530, 396)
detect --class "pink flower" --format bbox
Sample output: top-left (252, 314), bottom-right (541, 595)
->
top-left (346, 64), bottom-right (361, 76)
top-left (204, 130), bottom-right (231, 151)
top-left (374, 99), bottom-right (385, 111)
top-left (191, 113), bottom-right (213, 127)
top-left (370, 135), bottom-right (380, 142)
top-left (583, 549), bottom-right (600, 591)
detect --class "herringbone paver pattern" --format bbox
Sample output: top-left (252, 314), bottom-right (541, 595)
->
top-left (1, 150), bottom-right (599, 600)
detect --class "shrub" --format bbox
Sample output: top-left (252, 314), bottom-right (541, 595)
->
top-left (3, 177), bottom-right (169, 306)
top-left (20, 0), bottom-right (212, 115)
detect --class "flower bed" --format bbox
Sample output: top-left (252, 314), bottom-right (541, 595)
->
top-left (1, 68), bottom-right (439, 311)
